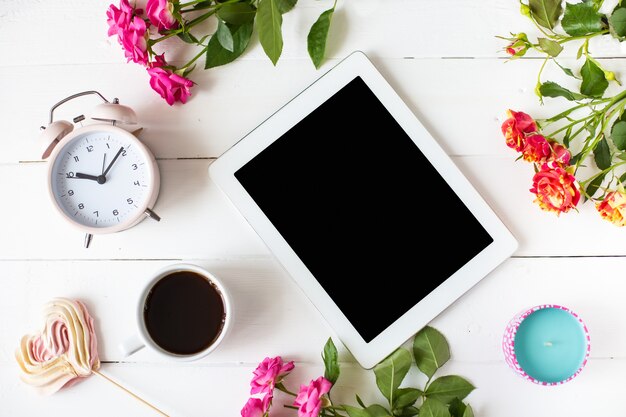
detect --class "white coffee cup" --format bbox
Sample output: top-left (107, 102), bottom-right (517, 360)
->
top-left (119, 263), bottom-right (233, 361)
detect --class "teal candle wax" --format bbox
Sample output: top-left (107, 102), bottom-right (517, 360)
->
top-left (514, 307), bottom-right (588, 384)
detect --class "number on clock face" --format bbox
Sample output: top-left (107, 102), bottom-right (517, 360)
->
top-left (50, 131), bottom-right (151, 228)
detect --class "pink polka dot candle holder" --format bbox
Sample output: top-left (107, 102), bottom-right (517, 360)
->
top-left (502, 304), bottom-right (590, 386)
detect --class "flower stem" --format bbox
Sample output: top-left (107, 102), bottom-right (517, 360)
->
top-left (558, 30), bottom-right (609, 44)
top-left (275, 382), bottom-right (297, 396)
top-left (546, 112), bottom-right (598, 137)
top-left (151, 32), bottom-right (179, 45)
top-left (182, 44), bottom-right (208, 69)
top-left (185, 9), bottom-right (217, 28)
top-left (152, 0), bottom-right (239, 45)
top-left (579, 161), bottom-right (626, 187)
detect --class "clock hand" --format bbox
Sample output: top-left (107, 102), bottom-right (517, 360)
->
top-left (101, 153), bottom-right (107, 175)
top-left (102, 146), bottom-right (124, 178)
top-left (74, 172), bottom-right (99, 181)
top-left (75, 172), bottom-right (107, 184)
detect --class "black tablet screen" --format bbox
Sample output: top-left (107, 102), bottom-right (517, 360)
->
top-left (235, 76), bottom-right (493, 342)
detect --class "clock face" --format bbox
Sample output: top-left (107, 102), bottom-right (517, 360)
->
top-left (49, 127), bottom-right (157, 230)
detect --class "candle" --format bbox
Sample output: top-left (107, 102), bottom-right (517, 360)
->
top-left (503, 305), bottom-right (590, 385)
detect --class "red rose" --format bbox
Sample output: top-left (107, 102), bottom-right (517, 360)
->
top-left (502, 110), bottom-right (538, 152)
top-left (522, 135), bottom-right (571, 165)
top-left (530, 162), bottom-right (580, 215)
top-left (596, 191), bottom-right (626, 226)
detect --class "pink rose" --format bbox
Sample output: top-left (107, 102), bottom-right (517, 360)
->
top-left (121, 16), bottom-right (149, 65)
top-left (240, 397), bottom-right (265, 417)
top-left (501, 109), bottom-right (538, 152)
top-left (146, 0), bottom-right (179, 32)
top-left (251, 356), bottom-right (295, 397)
top-left (147, 55), bottom-right (194, 105)
top-left (596, 190), bottom-right (626, 226)
top-left (530, 162), bottom-right (580, 215)
top-left (506, 40), bottom-right (528, 57)
top-left (293, 376), bottom-right (332, 417)
top-left (106, 0), bottom-right (149, 65)
top-left (504, 33), bottom-right (529, 58)
top-left (106, 0), bottom-right (136, 37)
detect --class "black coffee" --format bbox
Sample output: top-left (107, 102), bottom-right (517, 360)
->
top-left (144, 271), bottom-right (226, 355)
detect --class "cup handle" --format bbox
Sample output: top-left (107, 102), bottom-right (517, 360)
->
top-left (119, 334), bottom-right (145, 357)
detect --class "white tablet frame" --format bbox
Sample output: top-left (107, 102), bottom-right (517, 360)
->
top-left (209, 51), bottom-right (517, 369)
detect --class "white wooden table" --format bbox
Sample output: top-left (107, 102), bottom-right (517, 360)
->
top-left (2, 1), bottom-right (625, 415)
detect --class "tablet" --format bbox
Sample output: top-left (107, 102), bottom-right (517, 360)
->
top-left (209, 51), bottom-right (517, 368)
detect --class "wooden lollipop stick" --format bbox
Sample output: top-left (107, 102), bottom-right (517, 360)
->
top-left (92, 369), bottom-right (169, 416)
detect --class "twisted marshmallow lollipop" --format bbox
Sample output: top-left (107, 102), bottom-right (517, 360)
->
top-left (16, 298), bottom-right (168, 415)
top-left (16, 298), bottom-right (100, 395)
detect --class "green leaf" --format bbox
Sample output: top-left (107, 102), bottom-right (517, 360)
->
top-left (581, 58), bottom-right (609, 98)
top-left (448, 399), bottom-right (466, 417)
top-left (449, 399), bottom-right (474, 417)
top-left (413, 326), bottom-right (451, 379)
top-left (424, 375), bottom-right (475, 404)
top-left (217, 2), bottom-right (256, 25)
top-left (322, 337), bottom-right (340, 384)
top-left (366, 405), bottom-right (393, 417)
top-left (373, 348), bottom-right (412, 407)
top-left (619, 171), bottom-right (626, 185)
top-left (554, 60), bottom-right (579, 79)
top-left (563, 125), bottom-right (573, 147)
top-left (216, 19), bottom-right (234, 52)
top-left (538, 37), bottom-right (563, 57)
top-left (394, 406), bottom-right (419, 417)
top-left (587, 0), bottom-right (604, 10)
top-left (594, 137), bottom-right (612, 169)
top-left (177, 31), bottom-right (199, 44)
top-left (539, 81), bottom-right (585, 101)
top-left (586, 121), bottom-right (598, 137)
top-left (307, 7), bottom-right (335, 69)
top-left (585, 172), bottom-right (606, 199)
top-left (394, 388), bottom-right (422, 409)
top-left (609, 7), bottom-right (626, 37)
top-left (181, 64), bottom-right (196, 78)
top-left (561, 2), bottom-right (606, 36)
top-left (277, 0), bottom-right (297, 14)
top-left (529, 0), bottom-right (563, 30)
top-left (577, 42), bottom-right (585, 59)
top-left (344, 405), bottom-right (372, 417)
top-left (193, 0), bottom-right (213, 9)
top-left (204, 21), bottom-right (253, 69)
top-left (612, 120), bottom-right (626, 150)
top-left (356, 395), bottom-right (367, 408)
top-left (420, 399), bottom-right (451, 417)
top-left (257, 0), bottom-right (283, 65)
top-left (570, 151), bottom-right (583, 165)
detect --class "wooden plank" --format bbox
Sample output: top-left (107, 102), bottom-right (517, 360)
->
top-left (0, 259), bottom-right (333, 364)
top-left (0, 0), bottom-right (526, 66)
top-left (0, 257), bottom-right (623, 365)
top-left (0, 358), bottom-right (621, 416)
top-left (455, 156), bottom-right (626, 256)
top-left (2, 0), bottom-right (625, 66)
top-left (0, 160), bottom-right (268, 259)
top-left (4, 57), bottom-right (624, 164)
top-left (1, 156), bottom-right (625, 259)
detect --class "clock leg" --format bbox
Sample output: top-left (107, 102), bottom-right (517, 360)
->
top-left (144, 208), bottom-right (161, 222)
top-left (84, 233), bottom-right (93, 248)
